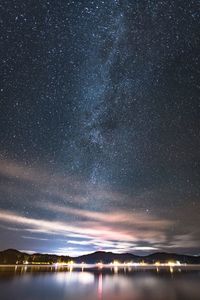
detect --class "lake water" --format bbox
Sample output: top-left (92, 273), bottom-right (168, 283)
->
top-left (0, 266), bottom-right (200, 300)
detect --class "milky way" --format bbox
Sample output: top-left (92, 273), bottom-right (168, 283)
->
top-left (0, 0), bottom-right (200, 256)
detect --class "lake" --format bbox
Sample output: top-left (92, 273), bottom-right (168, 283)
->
top-left (0, 266), bottom-right (200, 300)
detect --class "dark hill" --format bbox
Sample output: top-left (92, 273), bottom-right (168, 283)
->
top-left (0, 249), bottom-right (71, 264)
top-left (0, 249), bottom-right (27, 264)
top-left (145, 252), bottom-right (200, 264)
top-left (75, 251), bottom-right (140, 264)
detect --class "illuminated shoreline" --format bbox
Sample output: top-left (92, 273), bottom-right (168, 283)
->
top-left (0, 263), bottom-right (200, 268)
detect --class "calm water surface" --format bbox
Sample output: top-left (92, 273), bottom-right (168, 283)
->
top-left (0, 266), bottom-right (200, 300)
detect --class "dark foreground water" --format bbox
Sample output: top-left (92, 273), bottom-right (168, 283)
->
top-left (0, 266), bottom-right (200, 300)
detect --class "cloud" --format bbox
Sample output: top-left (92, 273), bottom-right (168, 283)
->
top-left (22, 236), bottom-right (49, 241)
top-left (0, 157), bottom-right (199, 255)
top-left (0, 209), bottom-right (152, 242)
top-left (0, 206), bottom-right (172, 254)
top-left (0, 158), bottom-right (130, 207)
top-left (133, 247), bottom-right (159, 251)
top-left (44, 203), bottom-right (172, 230)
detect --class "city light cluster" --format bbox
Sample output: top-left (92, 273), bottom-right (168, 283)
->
top-left (21, 260), bottom-right (185, 267)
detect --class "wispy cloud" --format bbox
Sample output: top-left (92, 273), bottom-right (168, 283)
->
top-left (22, 236), bottom-right (49, 241)
top-left (0, 158), bottom-right (199, 255)
top-left (0, 207), bottom-right (172, 254)
top-left (44, 203), bottom-right (172, 230)
top-left (0, 208), bottom-right (165, 242)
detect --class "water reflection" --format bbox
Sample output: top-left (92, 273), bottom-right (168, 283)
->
top-left (0, 266), bottom-right (200, 300)
top-left (56, 271), bottom-right (94, 285)
top-left (98, 273), bottom-right (103, 300)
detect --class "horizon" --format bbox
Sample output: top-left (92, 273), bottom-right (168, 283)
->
top-left (1, 248), bottom-right (199, 258)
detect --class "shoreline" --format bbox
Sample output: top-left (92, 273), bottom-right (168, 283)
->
top-left (0, 264), bottom-right (200, 269)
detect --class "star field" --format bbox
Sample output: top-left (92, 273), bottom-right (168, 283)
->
top-left (0, 0), bottom-right (200, 256)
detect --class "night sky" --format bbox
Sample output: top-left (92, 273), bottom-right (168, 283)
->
top-left (0, 0), bottom-right (200, 256)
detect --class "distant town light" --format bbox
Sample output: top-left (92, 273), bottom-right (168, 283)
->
top-left (97, 262), bottom-right (103, 268)
top-left (167, 261), bottom-right (175, 266)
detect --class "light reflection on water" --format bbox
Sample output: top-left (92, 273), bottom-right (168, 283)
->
top-left (0, 266), bottom-right (200, 300)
